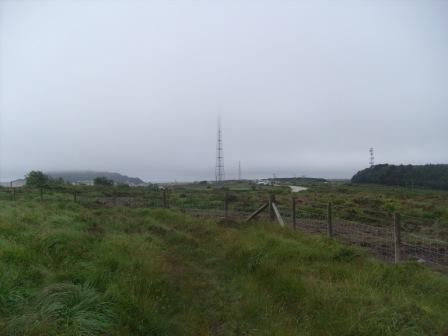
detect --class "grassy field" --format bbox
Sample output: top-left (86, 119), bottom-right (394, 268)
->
top-left (286, 181), bottom-right (448, 239)
top-left (1, 180), bottom-right (447, 240)
top-left (0, 198), bottom-right (447, 335)
top-left (169, 180), bottom-right (448, 239)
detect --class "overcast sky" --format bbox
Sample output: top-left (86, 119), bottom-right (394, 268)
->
top-left (0, 0), bottom-right (447, 182)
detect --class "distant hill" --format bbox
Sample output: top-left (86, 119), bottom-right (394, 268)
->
top-left (46, 171), bottom-right (145, 185)
top-left (351, 164), bottom-right (448, 190)
top-left (271, 177), bottom-right (327, 185)
top-left (273, 177), bottom-right (326, 182)
top-left (0, 179), bottom-right (26, 188)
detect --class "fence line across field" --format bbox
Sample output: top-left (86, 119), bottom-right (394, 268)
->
top-left (1, 186), bottom-right (447, 269)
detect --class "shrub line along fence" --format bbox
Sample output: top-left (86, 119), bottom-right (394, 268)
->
top-left (2, 187), bottom-right (447, 269)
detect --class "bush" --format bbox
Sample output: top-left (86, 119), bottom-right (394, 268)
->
top-left (94, 177), bottom-right (114, 186)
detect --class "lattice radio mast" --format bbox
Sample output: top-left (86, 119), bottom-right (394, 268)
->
top-left (215, 119), bottom-right (225, 184)
top-left (369, 147), bottom-right (375, 167)
top-left (238, 161), bottom-right (242, 180)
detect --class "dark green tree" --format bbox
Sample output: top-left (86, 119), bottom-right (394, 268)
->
top-left (25, 171), bottom-right (49, 187)
top-left (351, 164), bottom-right (448, 190)
top-left (94, 176), bottom-right (114, 186)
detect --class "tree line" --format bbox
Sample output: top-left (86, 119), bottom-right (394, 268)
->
top-left (351, 164), bottom-right (448, 190)
top-left (25, 171), bottom-right (115, 187)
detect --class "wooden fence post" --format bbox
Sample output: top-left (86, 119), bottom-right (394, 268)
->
top-left (272, 202), bottom-right (285, 227)
top-left (268, 194), bottom-right (275, 220)
top-left (113, 191), bottom-right (117, 207)
top-left (394, 213), bottom-right (401, 264)
top-left (292, 197), bottom-right (297, 229)
top-left (327, 202), bottom-right (333, 238)
top-left (224, 192), bottom-right (229, 219)
top-left (246, 203), bottom-right (268, 221)
top-left (12, 188), bottom-right (16, 201)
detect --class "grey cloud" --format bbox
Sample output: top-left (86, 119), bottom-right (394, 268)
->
top-left (0, 0), bottom-right (447, 181)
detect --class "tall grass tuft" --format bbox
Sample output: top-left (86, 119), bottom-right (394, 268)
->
top-left (4, 283), bottom-right (114, 336)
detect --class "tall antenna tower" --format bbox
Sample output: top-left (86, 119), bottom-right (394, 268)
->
top-left (369, 147), bottom-right (375, 167)
top-left (238, 161), bottom-right (242, 180)
top-left (215, 118), bottom-right (225, 184)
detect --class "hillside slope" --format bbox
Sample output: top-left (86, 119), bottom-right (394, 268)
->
top-left (46, 171), bottom-right (145, 185)
top-left (352, 164), bottom-right (448, 190)
top-left (0, 200), bottom-right (447, 335)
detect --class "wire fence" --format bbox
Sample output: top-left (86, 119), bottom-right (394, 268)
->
top-left (292, 209), bottom-right (447, 267)
top-left (0, 186), bottom-right (447, 269)
top-left (401, 232), bottom-right (448, 267)
top-left (333, 219), bottom-right (395, 262)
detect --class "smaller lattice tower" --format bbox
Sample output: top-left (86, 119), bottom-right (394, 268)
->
top-left (369, 147), bottom-right (375, 167)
